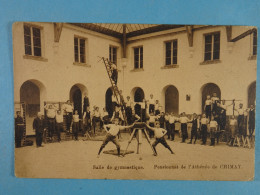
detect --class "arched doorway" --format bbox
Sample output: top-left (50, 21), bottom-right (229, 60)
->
top-left (105, 87), bottom-right (113, 118)
top-left (20, 81), bottom-right (40, 117)
top-left (164, 85), bottom-right (179, 114)
top-left (70, 84), bottom-right (87, 119)
top-left (20, 79), bottom-right (46, 135)
top-left (201, 83), bottom-right (221, 112)
top-left (133, 87), bottom-right (145, 102)
top-left (248, 81), bottom-right (256, 107)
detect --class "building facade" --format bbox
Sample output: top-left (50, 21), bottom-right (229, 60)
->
top-left (13, 22), bottom-right (257, 134)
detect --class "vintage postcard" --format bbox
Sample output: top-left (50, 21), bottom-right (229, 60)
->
top-left (13, 22), bottom-right (256, 180)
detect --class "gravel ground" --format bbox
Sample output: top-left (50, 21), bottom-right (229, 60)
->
top-left (15, 133), bottom-right (254, 180)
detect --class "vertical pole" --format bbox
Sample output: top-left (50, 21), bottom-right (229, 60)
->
top-left (122, 24), bottom-right (127, 58)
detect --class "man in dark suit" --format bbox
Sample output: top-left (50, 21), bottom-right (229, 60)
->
top-left (33, 112), bottom-right (46, 147)
top-left (15, 111), bottom-right (24, 148)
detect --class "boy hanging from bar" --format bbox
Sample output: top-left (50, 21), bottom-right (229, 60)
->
top-left (145, 121), bottom-right (174, 156)
top-left (97, 118), bottom-right (135, 158)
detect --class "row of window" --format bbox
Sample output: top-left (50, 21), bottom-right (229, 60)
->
top-left (23, 25), bottom-right (257, 69)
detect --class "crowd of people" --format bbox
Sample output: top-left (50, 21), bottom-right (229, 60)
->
top-left (14, 91), bottom-right (255, 150)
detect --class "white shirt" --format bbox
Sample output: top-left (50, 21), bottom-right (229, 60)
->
top-left (211, 97), bottom-right (219, 103)
top-left (126, 99), bottom-right (131, 107)
top-left (64, 104), bottom-right (73, 113)
top-left (102, 111), bottom-right (108, 117)
top-left (106, 124), bottom-right (124, 136)
top-left (139, 102), bottom-right (146, 109)
top-left (56, 114), bottom-right (63, 123)
top-left (209, 121), bottom-right (218, 128)
top-left (112, 95), bottom-right (117, 103)
top-left (237, 108), bottom-right (245, 115)
top-left (46, 108), bottom-right (56, 118)
top-left (165, 115), bottom-right (169, 121)
top-left (149, 115), bottom-right (157, 123)
top-left (180, 116), bottom-right (190, 123)
top-left (169, 116), bottom-right (178, 124)
top-left (154, 128), bottom-right (167, 138)
top-left (219, 104), bottom-right (227, 110)
top-left (201, 118), bottom-right (208, 125)
top-left (205, 99), bottom-right (212, 106)
top-left (94, 110), bottom-right (101, 117)
top-left (155, 103), bottom-right (159, 110)
top-left (149, 98), bottom-right (155, 105)
top-left (230, 119), bottom-right (237, 126)
top-left (73, 115), bottom-right (79, 122)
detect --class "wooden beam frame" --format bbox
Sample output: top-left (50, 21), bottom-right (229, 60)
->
top-left (225, 26), bottom-right (232, 42)
top-left (54, 23), bottom-right (63, 42)
top-left (122, 24), bottom-right (127, 58)
top-left (185, 25), bottom-right (193, 47)
top-left (231, 28), bottom-right (257, 42)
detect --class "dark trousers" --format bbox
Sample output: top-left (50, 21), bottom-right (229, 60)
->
top-left (72, 122), bottom-right (79, 140)
top-left (66, 113), bottom-right (72, 131)
top-left (152, 137), bottom-right (173, 154)
top-left (98, 134), bottom-right (120, 155)
top-left (205, 105), bottom-right (211, 119)
top-left (141, 109), bottom-right (146, 122)
top-left (190, 129), bottom-right (198, 143)
top-left (212, 103), bottom-right (217, 116)
top-left (237, 115), bottom-right (244, 136)
top-left (84, 119), bottom-right (91, 133)
top-left (149, 104), bottom-right (155, 114)
top-left (92, 116), bottom-right (102, 134)
top-left (249, 126), bottom-right (254, 137)
top-left (201, 124), bottom-right (207, 144)
top-left (15, 125), bottom-right (24, 148)
top-left (48, 118), bottom-right (55, 138)
top-left (126, 107), bottom-right (132, 123)
top-left (169, 123), bottom-right (175, 140)
top-left (155, 110), bottom-right (160, 116)
top-left (149, 123), bottom-right (155, 137)
top-left (56, 123), bottom-right (63, 141)
top-left (181, 123), bottom-right (188, 142)
top-left (166, 122), bottom-right (170, 138)
top-left (160, 122), bottom-right (164, 128)
top-left (36, 132), bottom-right (43, 146)
top-left (249, 118), bottom-right (255, 137)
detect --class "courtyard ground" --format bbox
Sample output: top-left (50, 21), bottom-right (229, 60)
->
top-left (15, 133), bottom-right (254, 181)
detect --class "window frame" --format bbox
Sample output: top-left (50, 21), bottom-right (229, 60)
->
top-left (109, 45), bottom-right (118, 65)
top-left (164, 39), bottom-right (178, 66)
top-left (23, 23), bottom-right (43, 57)
top-left (74, 36), bottom-right (87, 64)
top-left (203, 31), bottom-right (221, 62)
top-left (133, 46), bottom-right (143, 70)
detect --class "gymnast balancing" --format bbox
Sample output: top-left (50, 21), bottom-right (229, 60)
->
top-left (97, 118), bottom-right (135, 158)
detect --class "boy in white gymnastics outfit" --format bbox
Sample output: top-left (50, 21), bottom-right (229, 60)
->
top-left (97, 118), bottom-right (135, 158)
top-left (146, 121), bottom-right (174, 156)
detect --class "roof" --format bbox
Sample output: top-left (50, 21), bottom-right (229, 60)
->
top-left (72, 23), bottom-right (185, 38)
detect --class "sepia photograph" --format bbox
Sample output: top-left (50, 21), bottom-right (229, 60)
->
top-left (13, 22), bottom-right (256, 180)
